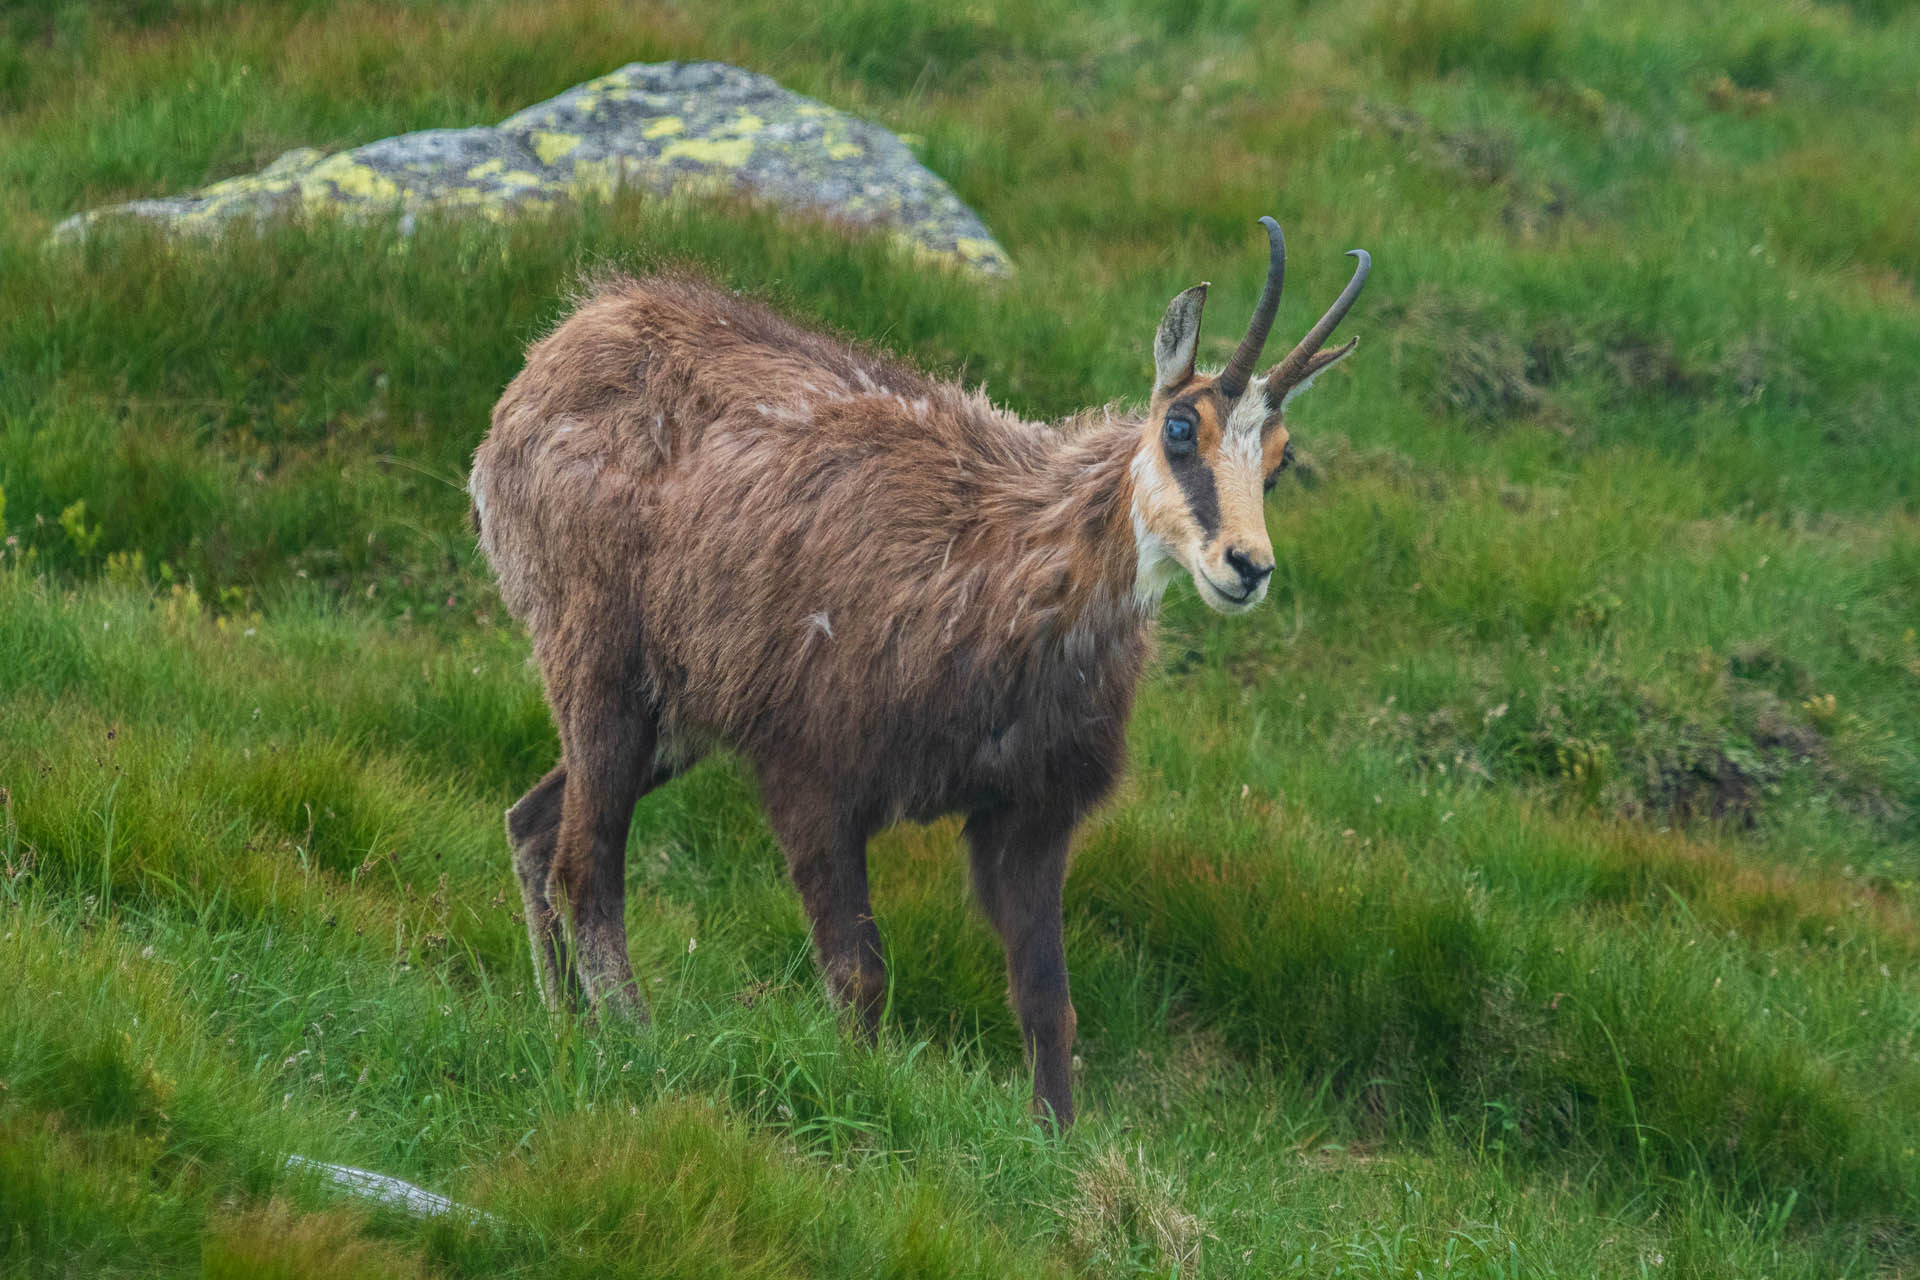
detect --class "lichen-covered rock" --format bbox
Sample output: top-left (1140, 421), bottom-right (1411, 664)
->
top-left (52, 61), bottom-right (1010, 276)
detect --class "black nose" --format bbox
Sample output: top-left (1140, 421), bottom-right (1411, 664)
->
top-left (1224, 546), bottom-right (1274, 592)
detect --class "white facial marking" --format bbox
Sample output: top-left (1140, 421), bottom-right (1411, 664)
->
top-left (1223, 373), bottom-right (1272, 443)
top-left (1224, 416), bottom-right (1265, 475)
top-left (1131, 515), bottom-right (1179, 606)
top-left (1128, 450), bottom-right (1181, 607)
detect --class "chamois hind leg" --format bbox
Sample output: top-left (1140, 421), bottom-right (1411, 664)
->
top-left (506, 762), bottom-right (578, 1012)
top-left (546, 669), bottom-right (664, 1019)
top-left (763, 780), bottom-right (886, 1038)
top-left (966, 807), bottom-right (1078, 1129)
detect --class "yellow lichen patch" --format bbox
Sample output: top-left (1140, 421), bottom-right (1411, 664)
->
top-left (827, 141), bottom-right (864, 160)
top-left (304, 156), bottom-right (403, 203)
top-left (956, 236), bottom-right (1006, 263)
top-left (261, 147), bottom-right (325, 175)
top-left (726, 112), bottom-right (765, 134)
top-left (184, 149), bottom-right (324, 206)
top-left (567, 69), bottom-right (641, 116)
top-left (530, 130), bottom-right (582, 165)
top-left (444, 181), bottom-right (526, 209)
top-left (500, 170), bottom-right (548, 189)
top-left (892, 232), bottom-right (1012, 275)
top-left (660, 137), bottom-right (754, 167)
top-left (466, 158), bottom-right (507, 180)
top-left (198, 170), bottom-right (298, 200)
top-left (642, 116), bottom-right (686, 140)
top-left (895, 232), bottom-right (945, 267)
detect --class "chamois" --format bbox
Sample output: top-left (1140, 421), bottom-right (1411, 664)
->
top-left (470, 218), bottom-right (1369, 1125)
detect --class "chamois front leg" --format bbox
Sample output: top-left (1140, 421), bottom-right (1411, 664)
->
top-left (765, 782), bottom-right (887, 1037)
top-left (966, 808), bottom-right (1078, 1129)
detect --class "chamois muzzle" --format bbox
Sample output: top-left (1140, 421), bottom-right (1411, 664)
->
top-left (1216, 216), bottom-right (1286, 400)
top-left (1223, 545), bottom-right (1274, 594)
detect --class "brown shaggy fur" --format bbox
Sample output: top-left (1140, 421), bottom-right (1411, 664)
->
top-left (471, 243), bottom-right (1365, 1126)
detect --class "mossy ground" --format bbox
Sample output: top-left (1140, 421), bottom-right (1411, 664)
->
top-left (2, 0), bottom-right (1918, 1275)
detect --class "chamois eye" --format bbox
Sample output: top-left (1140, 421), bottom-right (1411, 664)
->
top-left (1163, 414), bottom-right (1196, 457)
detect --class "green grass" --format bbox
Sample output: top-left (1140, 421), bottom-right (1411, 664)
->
top-left (3, 0), bottom-right (1919, 1274)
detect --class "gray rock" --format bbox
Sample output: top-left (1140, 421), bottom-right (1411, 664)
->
top-left (52, 61), bottom-right (1010, 275)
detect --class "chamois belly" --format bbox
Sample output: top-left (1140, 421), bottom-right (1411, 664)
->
top-left (635, 571), bottom-right (1136, 825)
top-left (872, 668), bottom-right (1136, 826)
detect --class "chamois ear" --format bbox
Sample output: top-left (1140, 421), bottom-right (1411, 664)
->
top-left (1272, 337), bottom-right (1358, 412)
top-left (1152, 283), bottom-right (1208, 396)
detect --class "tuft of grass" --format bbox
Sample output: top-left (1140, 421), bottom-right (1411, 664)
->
top-left (203, 1202), bottom-right (434, 1280)
top-left (1064, 1145), bottom-right (1207, 1273)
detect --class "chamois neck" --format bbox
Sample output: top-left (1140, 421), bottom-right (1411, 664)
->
top-left (978, 413), bottom-right (1151, 632)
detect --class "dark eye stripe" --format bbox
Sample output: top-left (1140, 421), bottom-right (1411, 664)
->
top-left (1167, 446), bottom-right (1219, 540)
top-left (1161, 395), bottom-right (1220, 538)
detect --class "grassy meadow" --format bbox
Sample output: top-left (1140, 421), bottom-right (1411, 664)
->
top-left (3, 0), bottom-right (1919, 1274)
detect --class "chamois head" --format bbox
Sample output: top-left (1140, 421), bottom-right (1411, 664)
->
top-left (1131, 217), bottom-right (1370, 614)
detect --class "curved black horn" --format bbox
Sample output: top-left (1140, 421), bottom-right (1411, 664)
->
top-left (1265, 248), bottom-right (1371, 398)
top-left (1216, 216), bottom-right (1286, 400)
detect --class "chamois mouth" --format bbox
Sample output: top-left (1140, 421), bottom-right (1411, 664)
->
top-left (1197, 571), bottom-right (1262, 614)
